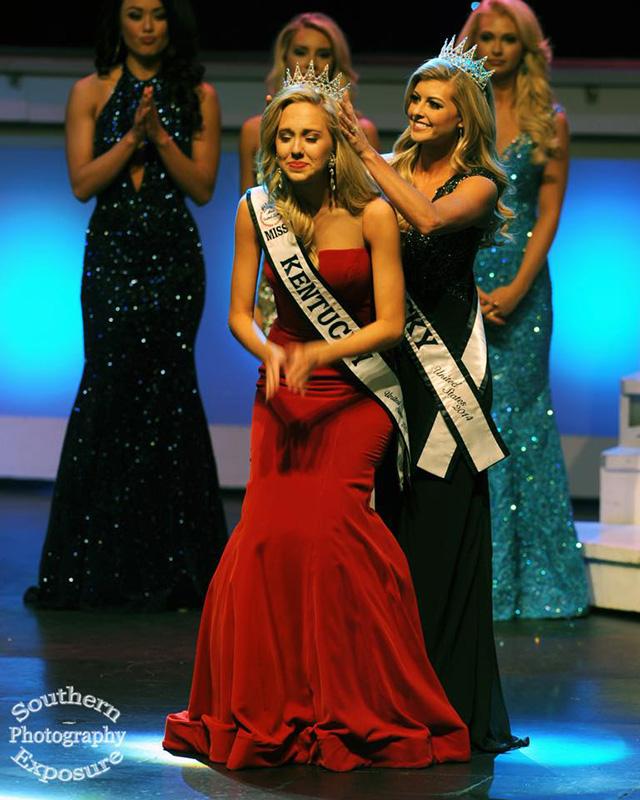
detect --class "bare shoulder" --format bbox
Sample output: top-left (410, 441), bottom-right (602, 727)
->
top-left (69, 72), bottom-right (109, 115)
top-left (363, 197), bottom-right (397, 236)
top-left (197, 81), bottom-right (219, 105)
top-left (554, 109), bottom-right (570, 142)
top-left (241, 115), bottom-right (261, 136)
top-left (236, 194), bottom-right (253, 223)
top-left (71, 69), bottom-right (121, 112)
top-left (69, 72), bottom-right (102, 102)
top-left (456, 174), bottom-right (498, 201)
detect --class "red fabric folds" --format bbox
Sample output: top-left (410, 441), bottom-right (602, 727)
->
top-left (163, 249), bottom-right (470, 770)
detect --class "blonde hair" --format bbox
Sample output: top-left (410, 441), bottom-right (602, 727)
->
top-left (257, 85), bottom-right (378, 257)
top-left (266, 13), bottom-right (358, 96)
top-left (390, 59), bottom-right (512, 244)
top-left (458, 0), bottom-right (558, 165)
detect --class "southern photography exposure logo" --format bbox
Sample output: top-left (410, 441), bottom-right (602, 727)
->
top-left (8, 685), bottom-right (127, 784)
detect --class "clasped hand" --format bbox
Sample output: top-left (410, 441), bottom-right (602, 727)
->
top-left (132, 86), bottom-right (168, 147)
top-left (263, 342), bottom-right (324, 401)
top-left (478, 283), bottom-right (524, 326)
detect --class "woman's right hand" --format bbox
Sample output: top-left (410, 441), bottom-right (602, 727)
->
top-left (338, 96), bottom-right (370, 158)
top-left (131, 86), bottom-right (153, 146)
top-left (263, 342), bottom-right (286, 401)
top-left (478, 286), bottom-right (506, 326)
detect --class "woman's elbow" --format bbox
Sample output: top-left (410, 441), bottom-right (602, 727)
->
top-left (71, 181), bottom-right (92, 203)
top-left (415, 215), bottom-right (440, 236)
top-left (381, 320), bottom-right (405, 348)
top-left (192, 188), bottom-right (213, 206)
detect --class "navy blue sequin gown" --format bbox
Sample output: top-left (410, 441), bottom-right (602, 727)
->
top-left (474, 132), bottom-right (588, 620)
top-left (25, 65), bottom-right (228, 610)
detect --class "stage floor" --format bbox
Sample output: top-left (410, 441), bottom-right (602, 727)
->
top-left (1, 482), bottom-right (638, 800)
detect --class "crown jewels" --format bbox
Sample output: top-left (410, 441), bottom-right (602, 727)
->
top-left (281, 62), bottom-right (350, 101)
top-left (439, 36), bottom-right (494, 90)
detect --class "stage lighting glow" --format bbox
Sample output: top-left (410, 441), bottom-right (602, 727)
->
top-left (121, 734), bottom-right (207, 768)
top-left (508, 724), bottom-right (630, 768)
top-left (549, 158), bottom-right (640, 437)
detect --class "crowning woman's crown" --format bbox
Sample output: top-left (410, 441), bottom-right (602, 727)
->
top-left (281, 62), bottom-right (351, 101)
top-left (439, 36), bottom-right (494, 90)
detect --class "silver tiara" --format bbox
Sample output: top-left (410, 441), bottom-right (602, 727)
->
top-left (439, 36), bottom-right (494, 90)
top-left (281, 62), bottom-right (350, 101)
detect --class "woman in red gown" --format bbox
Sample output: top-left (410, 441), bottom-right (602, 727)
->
top-left (163, 77), bottom-right (470, 771)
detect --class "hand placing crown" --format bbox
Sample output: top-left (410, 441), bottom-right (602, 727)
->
top-left (282, 61), bottom-right (351, 102)
top-left (439, 36), bottom-right (495, 90)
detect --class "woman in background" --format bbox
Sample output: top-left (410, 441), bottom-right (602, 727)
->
top-left (25, 0), bottom-right (227, 610)
top-left (459, 0), bottom-right (589, 621)
top-left (239, 12), bottom-right (380, 333)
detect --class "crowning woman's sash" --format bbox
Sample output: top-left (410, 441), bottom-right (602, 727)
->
top-left (405, 295), bottom-right (508, 478)
top-left (247, 186), bottom-right (410, 482)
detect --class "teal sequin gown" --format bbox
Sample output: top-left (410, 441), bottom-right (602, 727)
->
top-left (474, 133), bottom-right (589, 620)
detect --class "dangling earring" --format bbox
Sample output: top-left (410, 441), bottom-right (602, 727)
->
top-left (328, 153), bottom-right (337, 201)
top-left (457, 126), bottom-right (464, 138)
top-left (276, 167), bottom-right (284, 191)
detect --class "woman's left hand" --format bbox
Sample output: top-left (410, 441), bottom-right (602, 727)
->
top-left (483, 283), bottom-right (525, 325)
top-left (338, 96), bottom-right (369, 158)
top-left (143, 89), bottom-right (170, 146)
top-left (285, 343), bottom-right (323, 395)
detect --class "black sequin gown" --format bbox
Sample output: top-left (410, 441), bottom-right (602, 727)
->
top-left (377, 169), bottom-right (526, 752)
top-left (25, 65), bottom-right (228, 610)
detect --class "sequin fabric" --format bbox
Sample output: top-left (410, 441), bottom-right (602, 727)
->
top-left (474, 133), bottom-right (588, 620)
top-left (402, 171), bottom-right (493, 314)
top-left (26, 64), bottom-right (228, 610)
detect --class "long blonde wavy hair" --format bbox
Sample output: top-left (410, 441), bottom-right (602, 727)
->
top-left (266, 13), bottom-right (358, 96)
top-left (458, 0), bottom-right (558, 165)
top-left (257, 85), bottom-right (378, 257)
top-left (390, 59), bottom-right (512, 244)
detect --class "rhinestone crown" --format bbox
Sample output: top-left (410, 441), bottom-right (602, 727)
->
top-left (281, 62), bottom-right (350, 101)
top-left (439, 36), bottom-right (494, 90)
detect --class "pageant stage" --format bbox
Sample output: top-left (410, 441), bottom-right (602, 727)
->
top-left (1, 482), bottom-right (638, 800)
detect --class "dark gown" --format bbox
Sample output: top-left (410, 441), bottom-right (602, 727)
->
top-left (377, 170), bottom-right (527, 752)
top-left (24, 64), bottom-right (227, 610)
top-left (163, 248), bottom-right (470, 771)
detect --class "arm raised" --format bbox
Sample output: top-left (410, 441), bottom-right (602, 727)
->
top-left (339, 96), bottom-right (496, 235)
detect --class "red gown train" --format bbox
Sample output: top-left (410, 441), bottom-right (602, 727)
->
top-left (163, 248), bottom-right (470, 771)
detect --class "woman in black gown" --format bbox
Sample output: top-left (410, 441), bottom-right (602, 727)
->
top-left (340, 41), bottom-right (527, 750)
top-left (24, 0), bottom-right (227, 610)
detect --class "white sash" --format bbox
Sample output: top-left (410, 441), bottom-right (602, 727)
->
top-left (247, 186), bottom-right (410, 482)
top-left (404, 296), bottom-right (508, 477)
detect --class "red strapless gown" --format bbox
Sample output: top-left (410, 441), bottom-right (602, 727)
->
top-left (163, 249), bottom-right (470, 771)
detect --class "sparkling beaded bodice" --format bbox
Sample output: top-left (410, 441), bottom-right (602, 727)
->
top-left (93, 64), bottom-right (193, 214)
top-left (402, 169), bottom-right (495, 307)
top-left (475, 134), bottom-right (543, 289)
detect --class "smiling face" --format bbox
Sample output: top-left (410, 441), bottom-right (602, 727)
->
top-left (120, 0), bottom-right (169, 60)
top-left (474, 12), bottom-right (524, 79)
top-left (285, 26), bottom-right (334, 77)
top-left (406, 79), bottom-right (461, 146)
top-left (275, 101), bottom-right (334, 185)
